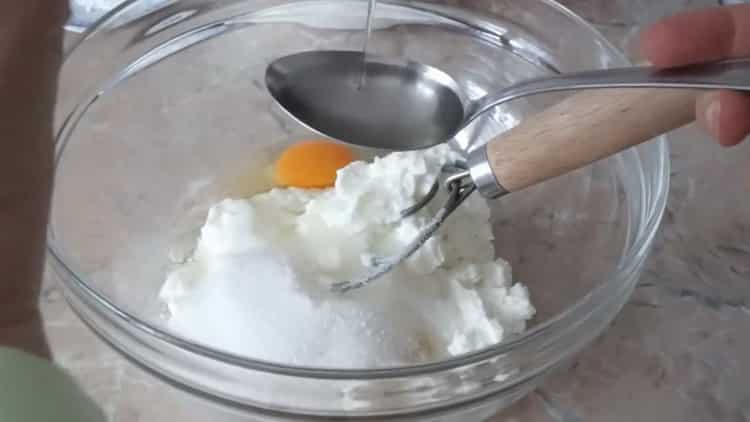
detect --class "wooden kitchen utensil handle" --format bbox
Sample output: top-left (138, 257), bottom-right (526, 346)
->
top-left (486, 88), bottom-right (698, 193)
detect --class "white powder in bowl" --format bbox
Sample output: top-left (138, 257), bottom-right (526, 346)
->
top-left (159, 144), bottom-right (535, 368)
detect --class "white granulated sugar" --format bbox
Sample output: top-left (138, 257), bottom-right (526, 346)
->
top-left (160, 144), bottom-right (535, 368)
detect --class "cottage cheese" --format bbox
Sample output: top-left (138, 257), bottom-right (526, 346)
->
top-left (159, 144), bottom-right (534, 368)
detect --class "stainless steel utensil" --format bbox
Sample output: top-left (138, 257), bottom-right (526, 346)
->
top-left (266, 51), bottom-right (749, 151)
top-left (265, 54), bottom-right (750, 291)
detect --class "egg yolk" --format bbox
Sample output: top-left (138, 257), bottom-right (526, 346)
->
top-left (274, 139), bottom-right (356, 188)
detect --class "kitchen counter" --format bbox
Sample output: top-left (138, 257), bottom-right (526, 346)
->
top-left (45, 0), bottom-right (749, 420)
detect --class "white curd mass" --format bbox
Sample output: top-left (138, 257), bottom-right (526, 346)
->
top-left (159, 144), bottom-right (535, 368)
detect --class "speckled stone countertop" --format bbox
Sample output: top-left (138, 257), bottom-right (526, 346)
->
top-left (46, 0), bottom-right (749, 420)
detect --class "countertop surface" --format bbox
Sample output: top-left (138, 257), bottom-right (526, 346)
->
top-left (45, 0), bottom-right (750, 420)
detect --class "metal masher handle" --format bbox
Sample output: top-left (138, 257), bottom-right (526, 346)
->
top-left (467, 59), bottom-right (750, 198)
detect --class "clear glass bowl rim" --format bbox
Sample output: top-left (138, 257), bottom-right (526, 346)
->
top-left (48, 0), bottom-right (671, 380)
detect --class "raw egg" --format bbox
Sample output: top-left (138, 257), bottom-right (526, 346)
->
top-left (274, 139), bottom-right (356, 188)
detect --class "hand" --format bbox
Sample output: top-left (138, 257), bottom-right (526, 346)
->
top-left (640, 4), bottom-right (750, 146)
top-left (0, 1), bottom-right (69, 358)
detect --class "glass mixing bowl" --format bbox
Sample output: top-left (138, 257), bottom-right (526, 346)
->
top-left (49, 0), bottom-right (670, 419)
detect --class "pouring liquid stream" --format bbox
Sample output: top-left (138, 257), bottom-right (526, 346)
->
top-left (358, 0), bottom-right (377, 89)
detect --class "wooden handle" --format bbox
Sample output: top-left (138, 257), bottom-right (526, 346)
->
top-left (486, 88), bottom-right (698, 193)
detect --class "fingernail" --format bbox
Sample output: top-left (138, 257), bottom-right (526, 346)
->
top-left (697, 92), bottom-right (721, 140)
top-left (705, 99), bottom-right (721, 136)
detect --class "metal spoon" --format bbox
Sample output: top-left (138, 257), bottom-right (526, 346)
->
top-left (265, 54), bottom-right (750, 292)
top-left (266, 51), bottom-right (750, 151)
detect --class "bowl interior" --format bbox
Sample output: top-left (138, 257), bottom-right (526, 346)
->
top-left (52, 0), bottom-right (642, 369)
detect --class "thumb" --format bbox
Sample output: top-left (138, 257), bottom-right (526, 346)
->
top-left (695, 90), bottom-right (750, 147)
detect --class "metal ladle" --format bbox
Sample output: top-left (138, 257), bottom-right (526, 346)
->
top-left (265, 52), bottom-right (750, 292)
